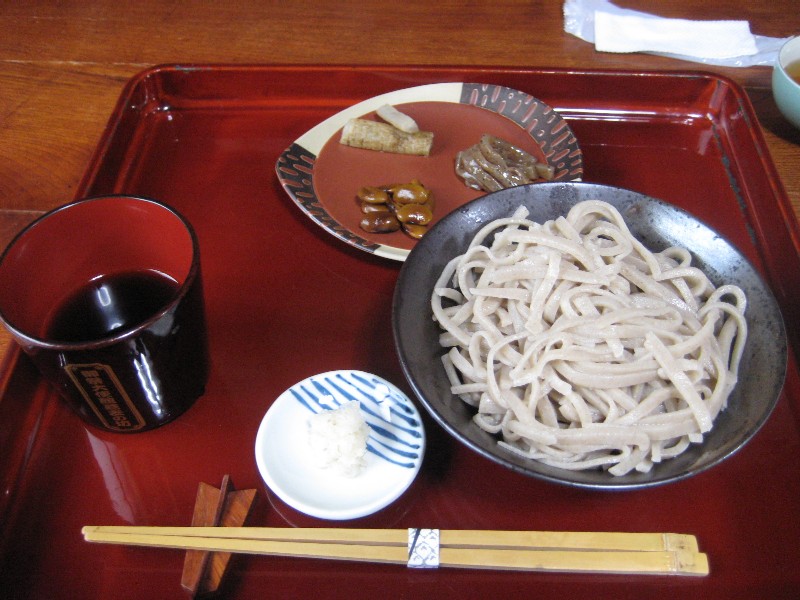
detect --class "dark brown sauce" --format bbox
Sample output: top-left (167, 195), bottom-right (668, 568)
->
top-left (46, 270), bottom-right (178, 342)
top-left (37, 268), bottom-right (208, 431)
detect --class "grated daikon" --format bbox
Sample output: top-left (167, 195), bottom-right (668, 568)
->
top-left (307, 400), bottom-right (369, 477)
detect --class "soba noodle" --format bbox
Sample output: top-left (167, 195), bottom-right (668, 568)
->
top-left (431, 200), bottom-right (747, 476)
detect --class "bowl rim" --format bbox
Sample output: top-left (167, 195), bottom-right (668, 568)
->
top-left (392, 181), bottom-right (787, 490)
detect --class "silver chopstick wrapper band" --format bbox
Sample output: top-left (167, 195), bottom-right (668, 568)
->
top-left (407, 528), bottom-right (440, 568)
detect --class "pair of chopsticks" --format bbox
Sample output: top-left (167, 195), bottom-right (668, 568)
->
top-left (82, 525), bottom-right (709, 576)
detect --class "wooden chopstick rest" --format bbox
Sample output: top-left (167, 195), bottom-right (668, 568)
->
top-left (179, 476), bottom-right (257, 598)
top-left (181, 474), bottom-right (230, 597)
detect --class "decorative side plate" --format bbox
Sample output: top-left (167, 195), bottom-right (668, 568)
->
top-left (254, 370), bottom-right (425, 520)
top-left (276, 83), bottom-right (583, 261)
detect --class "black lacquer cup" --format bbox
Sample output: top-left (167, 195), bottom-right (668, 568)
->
top-left (0, 195), bottom-right (209, 432)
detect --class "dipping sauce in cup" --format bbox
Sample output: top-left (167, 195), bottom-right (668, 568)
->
top-left (0, 195), bottom-right (209, 433)
top-left (773, 35), bottom-right (800, 130)
top-left (785, 61), bottom-right (800, 84)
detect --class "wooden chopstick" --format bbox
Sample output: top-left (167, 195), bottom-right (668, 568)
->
top-left (82, 526), bottom-right (708, 576)
top-left (82, 526), bottom-right (698, 552)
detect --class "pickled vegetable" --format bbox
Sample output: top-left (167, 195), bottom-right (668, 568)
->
top-left (376, 104), bottom-right (420, 133)
top-left (340, 119), bottom-right (433, 156)
top-left (455, 134), bottom-right (554, 192)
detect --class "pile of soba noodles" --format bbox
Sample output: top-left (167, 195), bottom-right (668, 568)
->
top-left (431, 200), bottom-right (747, 476)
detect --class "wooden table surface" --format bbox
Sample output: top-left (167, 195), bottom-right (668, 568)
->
top-left (1, 0), bottom-right (798, 362)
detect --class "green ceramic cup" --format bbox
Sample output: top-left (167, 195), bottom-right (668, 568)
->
top-left (773, 35), bottom-right (800, 129)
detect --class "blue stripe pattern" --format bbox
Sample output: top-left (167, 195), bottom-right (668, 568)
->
top-left (290, 371), bottom-right (424, 469)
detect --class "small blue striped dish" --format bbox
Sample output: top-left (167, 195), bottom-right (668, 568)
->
top-left (255, 370), bottom-right (425, 520)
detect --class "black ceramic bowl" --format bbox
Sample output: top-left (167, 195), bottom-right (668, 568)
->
top-left (392, 182), bottom-right (787, 490)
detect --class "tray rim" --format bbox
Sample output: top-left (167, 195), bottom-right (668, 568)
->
top-left (2, 63), bottom-right (800, 595)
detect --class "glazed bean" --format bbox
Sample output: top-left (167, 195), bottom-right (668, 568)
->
top-left (390, 181), bottom-right (430, 204)
top-left (355, 179), bottom-right (434, 239)
top-left (395, 203), bottom-right (433, 225)
top-left (361, 202), bottom-right (390, 214)
top-left (402, 223), bottom-right (428, 239)
top-left (360, 213), bottom-right (400, 233)
top-left (357, 186), bottom-right (390, 204)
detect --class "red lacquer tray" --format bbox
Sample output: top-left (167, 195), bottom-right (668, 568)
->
top-left (1, 65), bottom-right (799, 599)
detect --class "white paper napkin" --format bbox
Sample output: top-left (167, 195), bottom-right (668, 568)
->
top-left (564, 0), bottom-right (789, 67)
top-left (594, 11), bottom-right (757, 59)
